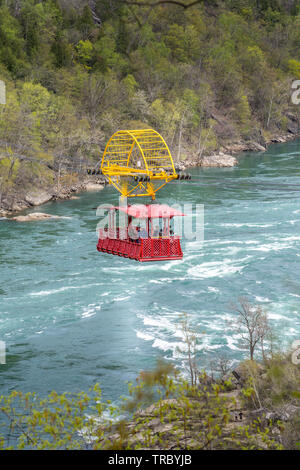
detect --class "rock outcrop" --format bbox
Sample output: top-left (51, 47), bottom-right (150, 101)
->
top-left (84, 182), bottom-right (104, 191)
top-left (11, 212), bottom-right (60, 222)
top-left (25, 191), bottom-right (53, 206)
top-left (184, 152), bottom-right (237, 169)
top-left (200, 152), bottom-right (238, 167)
top-left (221, 141), bottom-right (266, 153)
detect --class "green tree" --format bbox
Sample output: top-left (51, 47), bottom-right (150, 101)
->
top-left (288, 59), bottom-right (300, 79)
top-left (76, 39), bottom-right (94, 67)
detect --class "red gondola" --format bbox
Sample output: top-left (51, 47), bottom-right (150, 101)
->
top-left (97, 204), bottom-right (184, 262)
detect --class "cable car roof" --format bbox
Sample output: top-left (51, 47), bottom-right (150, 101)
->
top-left (114, 204), bottom-right (185, 219)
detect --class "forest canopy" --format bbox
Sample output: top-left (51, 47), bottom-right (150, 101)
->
top-left (0, 0), bottom-right (300, 206)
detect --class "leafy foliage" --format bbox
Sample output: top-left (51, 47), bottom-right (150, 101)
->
top-left (0, 0), bottom-right (300, 206)
top-left (0, 361), bottom-right (285, 450)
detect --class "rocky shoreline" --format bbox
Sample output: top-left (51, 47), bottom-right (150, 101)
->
top-left (0, 132), bottom-right (298, 219)
top-left (179, 132), bottom-right (298, 170)
top-left (0, 176), bottom-right (106, 218)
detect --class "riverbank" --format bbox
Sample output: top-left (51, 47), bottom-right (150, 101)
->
top-left (102, 355), bottom-right (300, 450)
top-left (0, 131), bottom-right (298, 218)
top-left (0, 176), bottom-right (106, 218)
top-left (179, 131), bottom-right (298, 170)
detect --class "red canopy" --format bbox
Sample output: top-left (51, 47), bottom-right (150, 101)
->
top-left (114, 204), bottom-right (185, 219)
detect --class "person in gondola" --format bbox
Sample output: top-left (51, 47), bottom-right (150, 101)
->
top-left (128, 224), bottom-right (138, 242)
top-left (136, 226), bottom-right (141, 243)
top-left (140, 226), bottom-right (148, 239)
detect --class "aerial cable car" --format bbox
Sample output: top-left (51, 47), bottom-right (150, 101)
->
top-left (97, 129), bottom-right (189, 262)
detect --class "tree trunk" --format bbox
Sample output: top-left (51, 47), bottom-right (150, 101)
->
top-left (177, 110), bottom-right (186, 162)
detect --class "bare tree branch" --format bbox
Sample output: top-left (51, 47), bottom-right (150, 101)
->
top-left (230, 298), bottom-right (271, 361)
top-left (115, 0), bottom-right (206, 9)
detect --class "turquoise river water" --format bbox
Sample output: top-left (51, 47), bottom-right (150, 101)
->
top-left (0, 140), bottom-right (300, 401)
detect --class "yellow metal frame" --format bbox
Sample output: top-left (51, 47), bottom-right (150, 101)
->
top-left (101, 129), bottom-right (178, 199)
